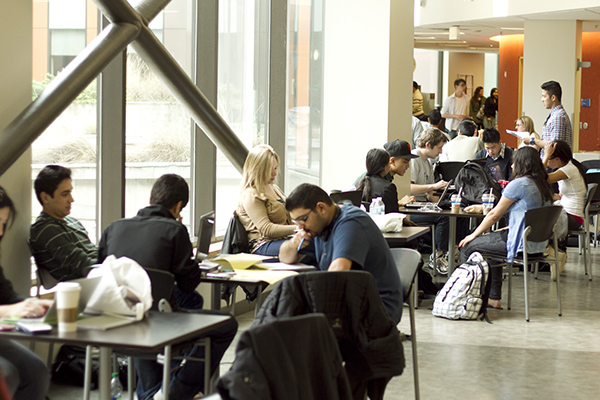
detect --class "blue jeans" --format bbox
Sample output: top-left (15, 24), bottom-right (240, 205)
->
top-left (0, 339), bottom-right (49, 400)
top-left (255, 238), bottom-right (318, 267)
top-left (134, 304), bottom-right (238, 400)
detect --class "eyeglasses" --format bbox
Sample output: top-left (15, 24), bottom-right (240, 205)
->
top-left (292, 210), bottom-right (312, 225)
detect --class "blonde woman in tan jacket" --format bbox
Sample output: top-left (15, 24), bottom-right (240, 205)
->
top-left (237, 145), bottom-right (305, 257)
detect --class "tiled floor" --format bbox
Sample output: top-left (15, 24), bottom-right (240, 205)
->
top-left (48, 245), bottom-right (600, 399)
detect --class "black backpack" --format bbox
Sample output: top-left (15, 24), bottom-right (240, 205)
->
top-left (454, 161), bottom-right (502, 205)
top-left (221, 211), bottom-right (249, 254)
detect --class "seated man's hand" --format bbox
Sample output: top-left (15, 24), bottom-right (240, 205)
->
top-left (433, 180), bottom-right (448, 191)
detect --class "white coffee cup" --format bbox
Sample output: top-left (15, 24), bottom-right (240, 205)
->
top-left (56, 282), bottom-right (81, 333)
top-left (450, 194), bottom-right (461, 214)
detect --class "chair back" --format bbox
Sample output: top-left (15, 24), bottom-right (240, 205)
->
top-left (585, 173), bottom-right (600, 202)
top-left (584, 183), bottom-right (598, 218)
top-left (389, 248), bottom-right (421, 303)
top-left (523, 205), bottom-right (563, 243)
top-left (145, 268), bottom-right (175, 311)
top-left (435, 161), bottom-right (466, 182)
top-left (581, 159), bottom-right (600, 171)
top-left (27, 238), bottom-right (59, 290)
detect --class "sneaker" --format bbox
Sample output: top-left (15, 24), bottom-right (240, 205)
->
top-left (446, 246), bottom-right (461, 266)
top-left (435, 256), bottom-right (449, 275)
top-left (428, 250), bottom-right (445, 271)
top-left (154, 389), bottom-right (164, 400)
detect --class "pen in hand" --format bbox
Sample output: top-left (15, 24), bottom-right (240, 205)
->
top-left (297, 237), bottom-right (305, 252)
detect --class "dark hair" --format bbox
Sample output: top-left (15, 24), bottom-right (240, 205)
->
top-left (490, 87), bottom-right (498, 97)
top-left (482, 127), bottom-right (500, 144)
top-left (474, 86), bottom-right (483, 97)
top-left (454, 78), bottom-right (466, 87)
top-left (511, 146), bottom-right (554, 203)
top-left (285, 183), bottom-right (333, 212)
top-left (413, 81), bottom-right (419, 90)
top-left (34, 165), bottom-right (72, 206)
top-left (541, 81), bottom-right (562, 102)
top-left (428, 109), bottom-right (441, 125)
top-left (551, 140), bottom-right (587, 184)
top-left (0, 186), bottom-right (16, 241)
top-left (150, 174), bottom-right (189, 209)
top-left (457, 119), bottom-right (477, 137)
top-left (356, 148), bottom-right (390, 203)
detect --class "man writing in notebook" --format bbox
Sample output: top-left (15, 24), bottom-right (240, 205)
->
top-left (98, 174), bottom-right (237, 400)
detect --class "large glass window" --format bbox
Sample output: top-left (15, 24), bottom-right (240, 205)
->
top-left (125, 0), bottom-right (194, 231)
top-left (285, 0), bottom-right (323, 193)
top-left (32, 0), bottom-right (98, 242)
top-left (216, 0), bottom-right (270, 235)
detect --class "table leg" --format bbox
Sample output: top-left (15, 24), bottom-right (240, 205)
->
top-left (211, 282), bottom-right (221, 311)
top-left (98, 347), bottom-right (112, 400)
top-left (162, 344), bottom-right (172, 397)
top-left (448, 217), bottom-right (457, 275)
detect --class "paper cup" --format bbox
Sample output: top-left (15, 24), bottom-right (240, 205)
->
top-left (450, 194), bottom-right (461, 214)
top-left (56, 282), bottom-right (81, 333)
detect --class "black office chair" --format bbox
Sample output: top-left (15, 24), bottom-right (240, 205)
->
top-left (485, 205), bottom-right (563, 322)
top-left (390, 248), bottom-right (421, 400)
top-left (434, 161), bottom-right (466, 182)
top-left (581, 159), bottom-right (600, 171)
top-left (330, 190), bottom-right (362, 206)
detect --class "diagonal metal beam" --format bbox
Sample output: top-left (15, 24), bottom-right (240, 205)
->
top-left (0, 0), bottom-right (248, 176)
top-left (0, 22), bottom-right (139, 176)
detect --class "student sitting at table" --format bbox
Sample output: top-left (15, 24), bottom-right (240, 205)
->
top-left (459, 146), bottom-right (554, 309)
top-left (410, 127), bottom-right (469, 274)
top-left (237, 144), bottom-right (315, 261)
top-left (540, 140), bottom-right (587, 232)
top-left (0, 187), bottom-right (52, 400)
top-left (475, 127), bottom-right (514, 182)
top-left (356, 148), bottom-right (402, 213)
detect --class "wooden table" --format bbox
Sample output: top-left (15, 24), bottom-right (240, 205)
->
top-left (400, 207), bottom-right (484, 274)
top-left (0, 311), bottom-right (231, 400)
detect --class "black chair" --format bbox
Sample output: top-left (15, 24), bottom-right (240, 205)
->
top-left (27, 238), bottom-right (59, 297)
top-left (390, 248), bottom-right (421, 400)
top-left (486, 205), bottom-right (563, 322)
top-left (434, 161), bottom-right (466, 182)
top-left (585, 172), bottom-right (600, 247)
top-left (581, 159), bottom-right (600, 171)
top-left (566, 183), bottom-right (597, 280)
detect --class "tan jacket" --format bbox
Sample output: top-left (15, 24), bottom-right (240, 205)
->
top-left (237, 186), bottom-right (295, 252)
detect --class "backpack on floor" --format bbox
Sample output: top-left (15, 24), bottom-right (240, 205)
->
top-left (432, 252), bottom-right (491, 321)
top-left (454, 161), bottom-right (502, 206)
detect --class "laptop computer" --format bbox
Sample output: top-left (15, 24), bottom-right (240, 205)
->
top-left (405, 178), bottom-right (454, 209)
top-left (23, 276), bottom-right (102, 325)
top-left (330, 190), bottom-right (362, 206)
top-left (195, 211), bottom-right (215, 262)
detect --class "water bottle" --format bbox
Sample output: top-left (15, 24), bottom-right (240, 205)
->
top-left (375, 197), bottom-right (385, 215)
top-left (369, 198), bottom-right (378, 215)
top-left (111, 372), bottom-right (122, 400)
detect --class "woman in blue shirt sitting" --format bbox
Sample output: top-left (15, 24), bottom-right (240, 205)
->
top-left (459, 146), bottom-right (554, 309)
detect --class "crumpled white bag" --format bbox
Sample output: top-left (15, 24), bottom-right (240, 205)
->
top-left (85, 255), bottom-right (153, 320)
top-left (369, 213), bottom-right (406, 232)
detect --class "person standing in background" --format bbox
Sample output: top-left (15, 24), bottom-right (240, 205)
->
top-left (441, 79), bottom-right (470, 138)
top-left (483, 88), bottom-right (498, 129)
top-left (469, 86), bottom-right (486, 129)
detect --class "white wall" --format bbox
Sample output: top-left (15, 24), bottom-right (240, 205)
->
top-left (0, 1), bottom-right (34, 294)
top-left (321, 0), bottom-right (414, 193)
top-left (522, 20), bottom-right (580, 144)
top-left (484, 53), bottom-right (499, 96)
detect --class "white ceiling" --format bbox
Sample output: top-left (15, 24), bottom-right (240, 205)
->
top-left (414, 7), bottom-right (600, 52)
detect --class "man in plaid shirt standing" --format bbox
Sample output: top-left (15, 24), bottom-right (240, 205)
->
top-left (540, 80), bottom-right (573, 149)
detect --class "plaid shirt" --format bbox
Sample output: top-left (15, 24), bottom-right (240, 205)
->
top-left (542, 105), bottom-right (573, 148)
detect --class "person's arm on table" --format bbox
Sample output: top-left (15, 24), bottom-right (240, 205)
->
top-left (279, 231), bottom-right (308, 264)
top-left (0, 299), bottom-right (53, 319)
top-left (459, 196), bottom-right (514, 247)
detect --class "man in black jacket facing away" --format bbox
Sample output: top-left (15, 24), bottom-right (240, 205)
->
top-left (98, 174), bottom-right (237, 400)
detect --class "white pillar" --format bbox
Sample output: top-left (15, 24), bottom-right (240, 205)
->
top-left (321, 0), bottom-right (414, 192)
top-left (0, 1), bottom-right (33, 294)
top-left (522, 20), bottom-right (581, 150)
